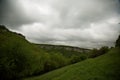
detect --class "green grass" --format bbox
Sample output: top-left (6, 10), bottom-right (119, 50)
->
top-left (24, 48), bottom-right (120, 80)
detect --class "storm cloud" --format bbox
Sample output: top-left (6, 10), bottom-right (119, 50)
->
top-left (0, 0), bottom-right (120, 48)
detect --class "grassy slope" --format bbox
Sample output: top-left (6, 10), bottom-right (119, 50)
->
top-left (24, 48), bottom-right (120, 80)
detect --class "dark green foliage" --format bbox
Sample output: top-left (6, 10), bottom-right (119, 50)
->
top-left (0, 26), bottom-right (42, 79)
top-left (99, 46), bottom-right (109, 53)
top-left (0, 25), bottom-right (9, 31)
top-left (89, 46), bottom-right (109, 58)
top-left (70, 54), bottom-right (87, 64)
top-left (0, 27), bottom-right (40, 79)
top-left (115, 35), bottom-right (120, 47)
top-left (43, 53), bottom-right (69, 72)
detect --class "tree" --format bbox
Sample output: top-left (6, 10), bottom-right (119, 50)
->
top-left (88, 46), bottom-right (109, 58)
top-left (115, 35), bottom-right (120, 47)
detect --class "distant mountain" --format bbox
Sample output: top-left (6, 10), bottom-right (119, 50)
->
top-left (35, 44), bottom-right (90, 58)
top-left (37, 44), bottom-right (90, 53)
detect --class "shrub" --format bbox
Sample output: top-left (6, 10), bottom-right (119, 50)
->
top-left (89, 46), bottom-right (109, 58)
top-left (70, 54), bottom-right (87, 64)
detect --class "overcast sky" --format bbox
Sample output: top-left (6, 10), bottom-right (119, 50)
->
top-left (0, 0), bottom-right (120, 48)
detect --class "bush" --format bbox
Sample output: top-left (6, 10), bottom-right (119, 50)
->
top-left (0, 30), bottom-right (42, 79)
top-left (89, 46), bottom-right (109, 58)
top-left (43, 53), bottom-right (69, 72)
top-left (0, 41), bottom-right (31, 79)
top-left (70, 54), bottom-right (87, 64)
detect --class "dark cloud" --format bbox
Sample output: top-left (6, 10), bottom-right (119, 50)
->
top-left (0, 0), bottom-right (120, 48)
top-left (0, 0), bottom-right (37, 29)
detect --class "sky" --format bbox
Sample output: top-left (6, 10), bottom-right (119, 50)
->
top-left (0, 0), bottom-right (120, 48)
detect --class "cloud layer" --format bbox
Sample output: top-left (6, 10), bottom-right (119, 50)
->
top-left (0, 0), bottom-right (120, 48)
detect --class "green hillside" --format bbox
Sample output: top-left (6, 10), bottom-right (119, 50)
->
top-left (0, 25), bottom-right (48, 80)
top-left (24, 48), bottom-right (120, 80)
top-left (0, 25), bottom-right (90, 80)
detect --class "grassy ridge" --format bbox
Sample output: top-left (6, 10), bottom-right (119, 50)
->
top-left (24, 48), bottom-right (120, 80)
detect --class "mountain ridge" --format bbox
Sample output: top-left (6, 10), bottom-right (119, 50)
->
top-left (36, 44), bottom-right (90, 53)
